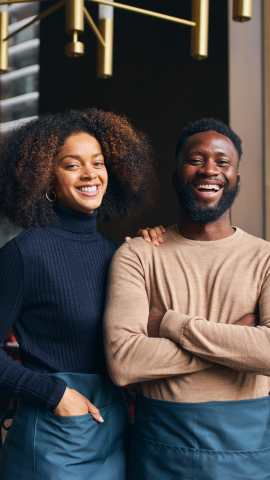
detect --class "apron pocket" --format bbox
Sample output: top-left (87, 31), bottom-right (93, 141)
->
top-left (197, 447), bottom-right (270, 480)
top-left (129, 433), bottom-right (270, 480)
top-left (34, 404), bottom-right (117, 480)
top-left (128, 433), bottom-right (196, 480)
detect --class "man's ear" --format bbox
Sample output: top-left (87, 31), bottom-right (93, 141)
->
top-left (237, 173), bottom-right (241, 188)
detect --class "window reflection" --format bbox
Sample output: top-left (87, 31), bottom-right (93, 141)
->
top-left (9, 43), bottom-right (39, 71)
top-left (1, 70), bottom-right (39, 99)
top-left (0, 2), bottom-right (40, 246)
top-left (9, 2), bottom-right (39, 24)
top-left (8, 22), bottom-right (39, 48)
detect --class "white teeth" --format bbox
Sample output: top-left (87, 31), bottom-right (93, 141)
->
top-left (80, 186), bottom-right (98, 193)
top-left (197, 184), bottom-right (220, 191)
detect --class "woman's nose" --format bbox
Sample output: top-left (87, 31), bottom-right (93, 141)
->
top-left (81, 171), bottom-right (97, 179)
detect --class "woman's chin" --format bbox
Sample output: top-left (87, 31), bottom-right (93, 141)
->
top-left (74, 197), bottom-right (103, 213)
top-left (56, 192), bottom-right (104, 213)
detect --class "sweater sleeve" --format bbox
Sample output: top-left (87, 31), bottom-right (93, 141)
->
top-left (103, 242), bottom-right (213, 387)
top-left (159, 272), bottom-right (270, 376)
top-left (0, 239), bottom-right (67, 411)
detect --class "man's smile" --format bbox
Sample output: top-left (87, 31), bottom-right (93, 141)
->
top-left (191, 182), bottom-right (224, 201)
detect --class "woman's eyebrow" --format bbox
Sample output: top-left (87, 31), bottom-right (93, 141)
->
top-left (59, 153), bottom-right (103, 163)
top-left (59, 154), bottom-right (81, 163)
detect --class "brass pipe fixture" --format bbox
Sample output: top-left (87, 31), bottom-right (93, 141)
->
top-left (0, 0), bottom-right (51, 4)
top-left (0, 11), bottom-right (8, 73)
top-left (84, 7), bottom-right (105, 47)
top-left (97, 0), bottom-right (113, 78)
top-left (97, 18), bottom-right (113, 78)
top-left (66, 0), bottom-right (84, 34)
top-left (191, 0), bottom-right (209, 60)
top-left (86, 0), bottom-right (195, 27)
top-left (233, 0), bottom-right (252, 22)
top-left (65, 0), bottom-right (85, 57)
top-left (0, 0), bottom-right (251, 78)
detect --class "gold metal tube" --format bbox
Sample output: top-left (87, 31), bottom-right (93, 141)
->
top-left (97, 17), bottom-right (113, 78)
top-left (86, 0), bottom-right (195, 27)
top-left (191, 0), bottom-right (209, 60)
top-left (65, 0), bottom-right (84, 56)
top-left (65, 39), bottom-right (84, 56)
top-left (84, 7), bottom-right (105, 47)
top-left (233, 0), bottom-right (252, 22)
top-left (0, 0), bottom-right (51, 5)
top-left (66, 0), bottom-right (84, 34)
top-left (0, 12), bottom-right (8, 73)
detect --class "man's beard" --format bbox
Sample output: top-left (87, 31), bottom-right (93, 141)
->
top-left (174, 176), bottom-right (240, 224)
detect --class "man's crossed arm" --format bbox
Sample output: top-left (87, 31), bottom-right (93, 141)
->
top-left (148, 313), bottom-right (259, 338)
top-left (149, 304), bottom-right (270, 376)
top-left (103, 242), bottom-right (266, 387)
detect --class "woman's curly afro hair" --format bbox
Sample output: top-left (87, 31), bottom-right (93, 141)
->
top-left (0, 108), bottom-right (156, 229)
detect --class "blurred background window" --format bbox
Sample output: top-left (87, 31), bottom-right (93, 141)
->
top-left (0, 2), bottom-right (40, 247)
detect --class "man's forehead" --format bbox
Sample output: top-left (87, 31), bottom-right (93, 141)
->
top-left (183, 130), bottom-right (237, 155)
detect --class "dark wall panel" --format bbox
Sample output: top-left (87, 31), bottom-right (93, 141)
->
top-left (39, 0), bottom-right (228, 243)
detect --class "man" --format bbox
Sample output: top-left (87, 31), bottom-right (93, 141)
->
top-left (103, 118), bottom-right (270, 479)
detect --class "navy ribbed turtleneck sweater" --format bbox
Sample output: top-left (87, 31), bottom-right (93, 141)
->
top-left (0, 203), bottom-right (118, 411)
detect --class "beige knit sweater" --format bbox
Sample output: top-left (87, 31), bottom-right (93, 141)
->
top-left (103, 226), bottom-right (270, 403)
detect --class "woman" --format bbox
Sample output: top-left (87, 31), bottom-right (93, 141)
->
top-left (0, 108), bottom-right (163, 480)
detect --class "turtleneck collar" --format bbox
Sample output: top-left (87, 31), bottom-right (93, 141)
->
top-left (44, 202), bottom-right (101, 243)
top-left (53, 202), bottom-right (98, 234)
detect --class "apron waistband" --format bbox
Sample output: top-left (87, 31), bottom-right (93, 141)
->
top-left (133, 394), bottom-right (270, 451)
top-left (31, 371), bottom-right (124, 409)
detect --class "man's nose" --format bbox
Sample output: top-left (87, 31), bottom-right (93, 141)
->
top-left (198, 159), bottom-right (219, 176)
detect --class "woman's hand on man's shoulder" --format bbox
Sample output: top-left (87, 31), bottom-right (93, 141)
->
top-left (125, 225), bottom-right (166, 246)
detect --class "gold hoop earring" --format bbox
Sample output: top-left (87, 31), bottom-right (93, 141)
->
top-left (46, 189), bottom-right (57, 203)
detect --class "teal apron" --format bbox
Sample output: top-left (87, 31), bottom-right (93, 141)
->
top-left (0, 372), bottom-right (132, 480)
top-left (129, 394), bottom-right (270, 480)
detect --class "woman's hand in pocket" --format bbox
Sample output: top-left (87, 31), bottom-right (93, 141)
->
top-left (53, 387), bottom-right (104, 423)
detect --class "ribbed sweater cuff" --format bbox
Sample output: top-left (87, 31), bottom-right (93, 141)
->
top-left (21, 376), bottom-right (67, 412)
top-left (46, 379), bottom-right (67, 412)
top-left (159, 310), bottom-right (192, 345)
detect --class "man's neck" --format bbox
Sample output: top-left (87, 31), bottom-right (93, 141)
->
top-left (177, 210), bottom-right (235, 241)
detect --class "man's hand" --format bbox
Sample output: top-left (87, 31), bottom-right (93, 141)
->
top-left (148, 314), bottom-right (164, 337)
top-left (125, 225), bottom-right (166, 246)
top-left (233, 313), bottom-right (259, 327)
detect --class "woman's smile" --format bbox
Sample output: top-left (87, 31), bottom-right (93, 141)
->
top-left (76, 185), bottom-right (101, 197)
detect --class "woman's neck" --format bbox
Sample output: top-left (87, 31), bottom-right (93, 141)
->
top-left (53, 202), bottom-right (98, 234)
